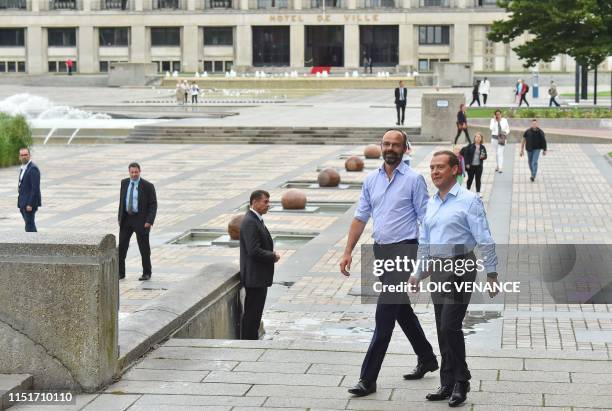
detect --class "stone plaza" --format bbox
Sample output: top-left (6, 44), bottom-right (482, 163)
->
top-left (1, 79), bottom-right (612, 410)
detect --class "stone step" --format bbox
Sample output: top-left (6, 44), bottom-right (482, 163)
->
top-left (0, 374), bottom-right (33, 410)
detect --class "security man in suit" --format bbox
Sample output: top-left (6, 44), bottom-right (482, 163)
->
top-left (118, 162), bottom-right (157, 281)
top-left (239, 190), bottom-right (280, 340)
top-left (17, 147), bottom-right (41, 232)
top-left (394, 80), bottom-right (408, 126)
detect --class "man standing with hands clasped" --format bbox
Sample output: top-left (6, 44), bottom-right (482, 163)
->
top-left (340, 129), bottom-right (438, 397)
top-left (17, 147), bottom-right (41, 232)
top-left (240, 190), bottom-right (281, 340)
top-left (409, 150), bottom-right (499, 407)
top-left (118, 162), bottom-right (157, 281)
top-left (394, 80), bottom-right (407, 125)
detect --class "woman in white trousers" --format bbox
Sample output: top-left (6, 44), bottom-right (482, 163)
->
top-left (489, 109), bottom-right (510, 173)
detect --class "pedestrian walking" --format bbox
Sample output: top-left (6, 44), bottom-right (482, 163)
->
top-left (469, 80), bottom-right (481, 107)
top-left (548, 81), bottom-right (560, 107)
top-left (190, 83), bottom-right (200, 104)
top-left (489, 109), bottom-right (510, 173)
top-left (66, 58), bottom-right (73, 75)
top-left (520, 119), bottom-right (547, 182)
top-left (460, 132), bottom-right (487, 197)
top-left (518, 79), bottom-right (530, 107)
top-left (479, 77), bottom-right (490, 105)
top-left (454, 103), bottom-right (470, 144)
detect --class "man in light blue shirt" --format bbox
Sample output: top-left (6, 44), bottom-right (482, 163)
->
top-left (340, 129), bottom-right (437, 397)
top-left (410, 150), bottom-right (499, 407)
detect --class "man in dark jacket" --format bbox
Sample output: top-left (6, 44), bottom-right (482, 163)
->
top-left (17, 147), bottom-right (41, 232)
top-left (118, 162), bottom-right (157, 280)
top-left (453, 103), bottom-right (470, 144)
top-left (240, 190), bottom-right (280, 340)
top-left (520, 119), bottom-right (547, 182)
top-left (394, 80), bottom-right (407, 126)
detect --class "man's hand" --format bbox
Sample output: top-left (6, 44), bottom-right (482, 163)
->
top-left (25, 205), bottom-right (32, 212)
top-left (408, 275), bottom-right (419, 293)
top-left (487, 276), bottom-right (500, 298)
top-left (340, 253), bottom-right (352, 276)
top-left (144, 223), bottom-right (152, 230)
top-left (519, 150), bottom-right (524, 157)
top-left (274, 252), bottom-right (281, 263)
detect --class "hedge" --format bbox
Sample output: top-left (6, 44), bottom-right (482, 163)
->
top-left (0, 113), bottom-right (33, 168)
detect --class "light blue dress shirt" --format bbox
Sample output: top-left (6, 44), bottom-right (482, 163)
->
top-left (416, 182), bottom-right (497, 278)
top-left (354, 161), bottom-right (429, 244)
top-left (125, 178), bottom-right (140, 213)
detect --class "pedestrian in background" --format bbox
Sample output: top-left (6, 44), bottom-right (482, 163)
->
top-left (454, 103), bottom-right (470, 144)
top-left (479, 77), bottom-right (490, 105)
top-left (520, 119), bottom-right (547, 182)
top-left (489, 109), bottom-right (509, 173)
top-left (548, 81), bottom-right (560, 107)
top-left (17, 147), bottom-right (41, 232)
top-left (461, 132), bottom-right (487, 197)
top-left (469, 80), bottom-right (481, 107)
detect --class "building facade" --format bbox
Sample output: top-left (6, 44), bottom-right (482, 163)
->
top-left (0, 0), bottom-right (601, 75)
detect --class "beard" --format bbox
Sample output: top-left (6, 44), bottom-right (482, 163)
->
top-left (383, 151), bottom-right (401, 165)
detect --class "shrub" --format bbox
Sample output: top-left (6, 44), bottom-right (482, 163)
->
top-left (0, 114), bottom-right (33, 168)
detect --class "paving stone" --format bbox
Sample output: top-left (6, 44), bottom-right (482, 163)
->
top-left (525, 358), bottom-right (612, 373)
top-left (544, 394), bottom-right (612, 408)
top-left (499, 370), bottom-right (570, 383)
top-left (151, 346), bottom-right (264, 362)
top-left (348, 399), bottom-right (449, 410)
top-left (466, 392), bottom-right (544, 406)
top-left (164, 338), bottom-right (292, 350)
top-left (246, 384), bottom-right (392, 400)
top-left (133, 394), bottom-right (266, 407)
top-left (81, 394), bottom-right (141, 411)
top-left (123, 368), bottom-right (209, 382)
top-left (232, 408), bottom-right (305, 411)
top-left (468, 357), bottom-right (524, 370)
top-left (128, 406), bottom-right (231, 411)
top-left (234, 361), bottom-right (310, 374)
top-left (105, 380), bottom-right (251, 396)
top-left (472, 406), bottom-right (569, 411)
top-left (570, 372), bottom-right (612, 384)
top-left (204, 370), bottom-right (342, 386)
top-left (263, 396), bottom-right (349, 409)
top-left (481, 380), bottom-right (612, 395)
top-left (135, 358), bottom-right (237, 371)
top-left (258, 349), bottom-right (412, 366)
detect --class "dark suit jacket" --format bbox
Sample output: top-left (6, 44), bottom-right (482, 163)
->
top-left (460, 143), bottom-right (488, 166)
top-left (394, 87), bottom-right (407, 106)
top-left (17, 162), bottom-right (41, 210)
top-left (239, 210), bottom-right (275, 288)
top-left (118, 178), bottom-right (157, 228)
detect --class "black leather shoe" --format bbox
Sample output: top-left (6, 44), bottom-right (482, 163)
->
top-left (403, 359), bottom-right (439, 380)
top-left (448, 381), bottom-right (470, 407)
top-left (348, 380), bottom-right (376, 397)
top-left (425, 385), bottom-right (453, 401)
top-left (138, 274), bottom-right (151, 281)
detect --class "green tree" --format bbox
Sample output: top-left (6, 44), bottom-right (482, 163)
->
top-left (488, 0), bottom-right (612, 70)
top-left (0, 114), bottom-right (33, 167)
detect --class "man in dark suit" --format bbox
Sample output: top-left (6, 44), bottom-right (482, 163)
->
top-left (17, 147), bottom-right (41, 232)
top-left (394, 80), bottom-right (407, 126)
top-left (118, 162), bottom-right (157, 281)
top-left (239, 190), bottom-right (280, 340)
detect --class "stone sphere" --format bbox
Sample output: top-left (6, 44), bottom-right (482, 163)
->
top-left (318, 168), bottom-right (341, 187)
top-left (345, 156), bottom-right (365, 172)
top-left (281, 189), bottom-right (307, 210)
top-left (364, 144), bottom-right (382, 159)
top-left (228, 214), bottom-right (244, 240)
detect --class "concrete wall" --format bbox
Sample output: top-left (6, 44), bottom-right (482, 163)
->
top-left (421, 93), bottom-right (465, 142)
top-left (0, 233), bottom-right (118, 392)
top-left (433, 62), bottom-right (473, 87)
top-left (108, 62), bottom-right (158, 86)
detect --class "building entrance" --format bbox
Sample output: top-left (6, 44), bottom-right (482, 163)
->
top-left (305, 26), bottom-right (344, 67)
top-left (360, 25), bottom-right (399, 67)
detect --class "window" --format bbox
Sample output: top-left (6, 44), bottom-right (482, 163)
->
top-left (0, 28), bottom-right (25, 47)
top-left (420, 0), bottom-right (448, 6)
top-left (418, 58), bottom-right (448, 72)
top-left (48, 28), bottom-right (76, 47)
top-left (206, 0), bottom-right (232, 7)
top-left (49, 0), bottom-right (77, 9)
top-left (204, 27), bottom-right (233, 46)
top-left (203, 61), bottom-right (212, 72)
top-left (151, 27), bottom-right (180, 46)
top-left (99, 61), bottom-right (109, 72)
top-left (48, 61), bottom-right (57, 72)
top-left (99, 28), bottom-right (129, 47)
top-left (225, 61), bottom-right (233, 71)
top-left (360, 26), bottom-right (398, 67)
top-left (418, 25), bottom-right (449, 45)
top-left (252, 26), bottom-right (290, 67)
top-left (7, 61), bottom-right (15, 72)
top-left (257, 0), bottom-right (288, 8)
top-left (478, 0), bottom-right (498, 5)
top-left (17, 61), bottom-right (25, 72)
top-left (172, 61), bottom-right (181, 72)
top-left (0, 0), bottom-right (27, 9)
top-left (153, 0), bottom-right (180, 8)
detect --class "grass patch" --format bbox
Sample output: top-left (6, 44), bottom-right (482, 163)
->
top-left (0, 113), bottom-right (32, 168)
top-left (560, 91), bottom-right (611, 98)
top-left (467, 107), bottom-right (612, 119)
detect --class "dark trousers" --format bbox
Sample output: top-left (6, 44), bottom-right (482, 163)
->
top-left (469, 95), bottom-right (480, 107)
top-left (549, 96), bottom-right (560, 107)
top-left (360, 240), bottom-right (436, 384)
top-left (519, 94), bottom-right (529, 107)
top-left (466, 164), bottom-right (483, 192)
top-left (118, 214), bottom-right (151, 278)
top-left (482, 94), bottom-right (488, 105)
top-left (20, 208), bottom-right (37, 232)
top-left (241, 287), bottom-right (268, 340)
top-left (454, 127), bottom-right (471, 144)
top-left (395, 103), bottom-right (406, 124)
top-left (431, 261), bottom-right (475, 386)
top-left (191, 95), bottom-right (198, 103)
